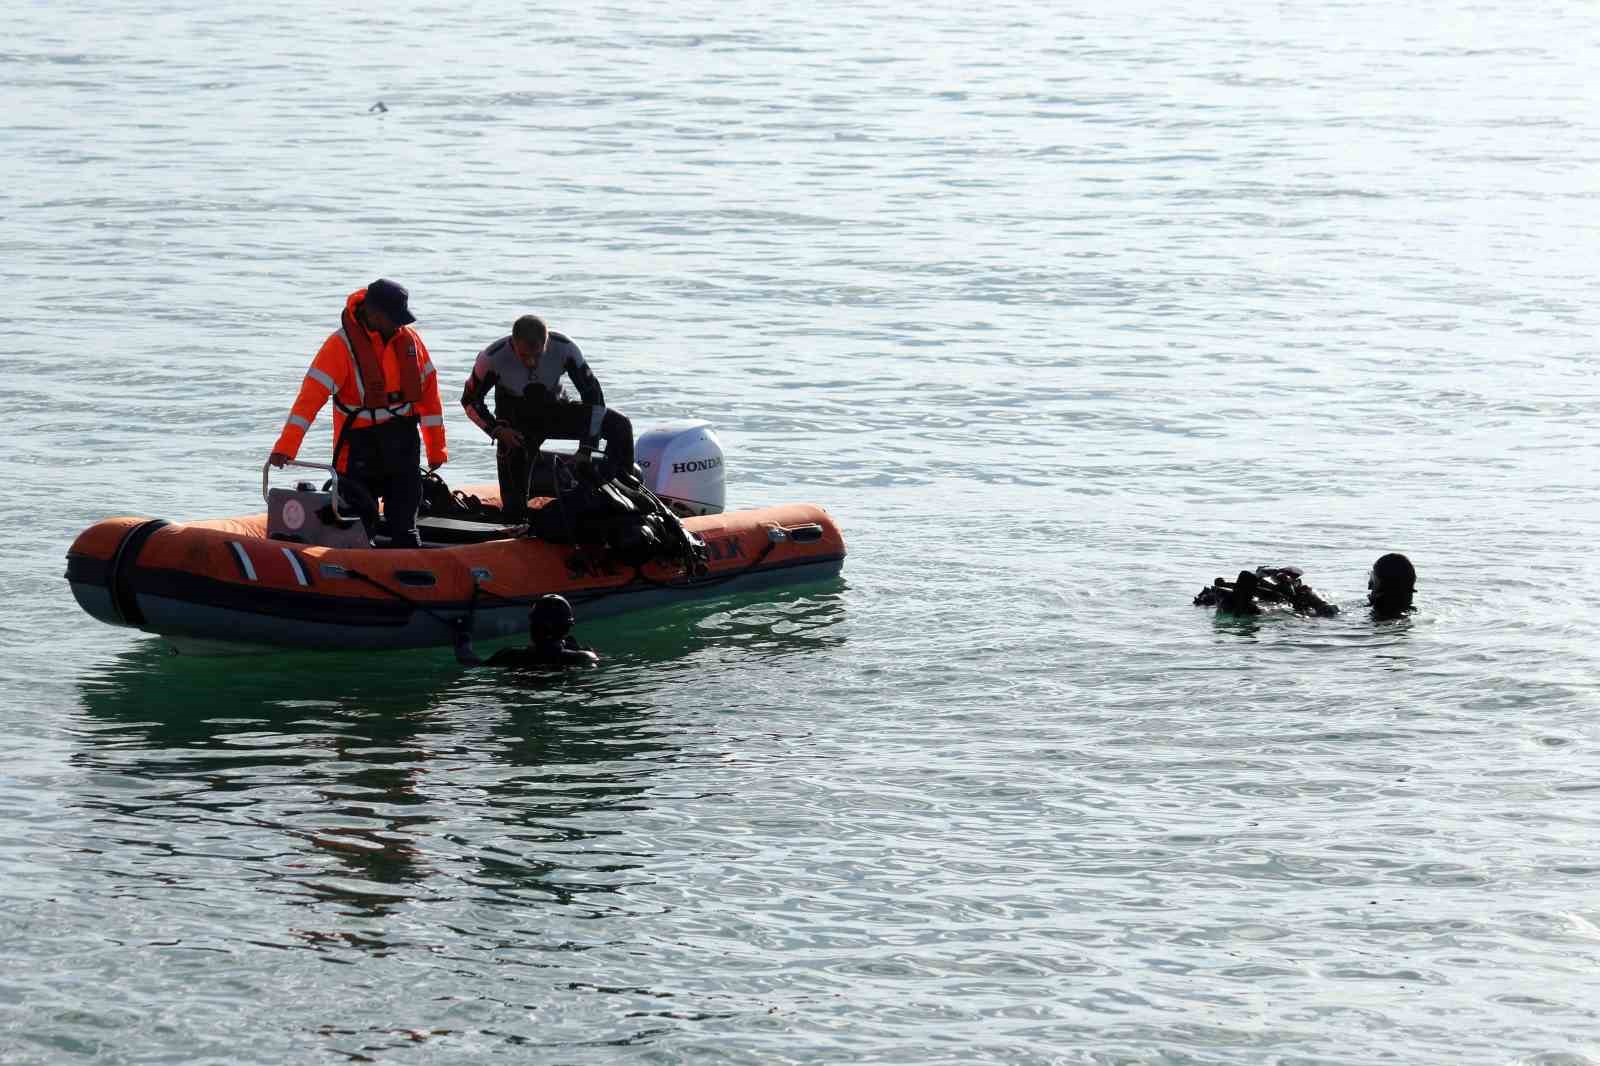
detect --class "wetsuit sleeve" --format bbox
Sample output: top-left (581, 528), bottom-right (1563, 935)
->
top-left (460, 348), bottom-right (501, 439)
top-left (271, 335), bottom-right (348, 460)
top-left (411, 332), bottom-right (448, 468)
top-left (564, 345), bottom-right (605, 408)
top-left (561, 346), bottom-right (605, 450)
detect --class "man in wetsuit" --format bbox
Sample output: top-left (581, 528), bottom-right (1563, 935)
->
top-left (460, 315), bottom-right (635, 521)
top-left (454, 594), bottom-right (599, 669)
top-left (1195, 556), bottom-right (1418, 618)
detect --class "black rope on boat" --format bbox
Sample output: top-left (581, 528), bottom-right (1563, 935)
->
top-left (463, 576), bottom-right (482, 634)
top-left (339, 565), bottom-right (471, 637)
top-left (342, 562), bottom-right (533, 638)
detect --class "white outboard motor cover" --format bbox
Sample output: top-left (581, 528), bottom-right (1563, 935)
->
top-left (636, 419), bottom-right (726, 516)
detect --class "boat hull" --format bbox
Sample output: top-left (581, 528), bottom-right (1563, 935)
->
top-left (66, 503), bottom-right (845, 655)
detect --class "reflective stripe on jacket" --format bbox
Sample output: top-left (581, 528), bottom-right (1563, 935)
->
top-left (272, 287), bottom-right (449, 470)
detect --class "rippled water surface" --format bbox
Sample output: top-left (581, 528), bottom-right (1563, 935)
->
top-left (6, 1), bottom-right (1600, 1062)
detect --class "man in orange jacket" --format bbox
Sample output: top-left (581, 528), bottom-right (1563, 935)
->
top-left (268, 279), bottom-right (448, 548)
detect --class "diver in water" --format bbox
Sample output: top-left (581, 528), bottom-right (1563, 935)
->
top-left (454, 594), bottom-right (600, 669)
top-left (1367, 552), bottom-right (1417, 619)
top-left (1194, 566), bottom-right (1339, 617)
top-left (1195, 555), bottom-right (1417, 619)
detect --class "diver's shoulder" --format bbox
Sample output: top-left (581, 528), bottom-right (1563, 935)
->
top-left (483, 644), bottom-right (598, 669)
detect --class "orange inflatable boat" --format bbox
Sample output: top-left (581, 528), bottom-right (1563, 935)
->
top-left (65, 422), bottom-right (846, 655)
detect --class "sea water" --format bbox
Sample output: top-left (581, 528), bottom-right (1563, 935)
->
top-left (4, 1), bottom-right (1600, 1062)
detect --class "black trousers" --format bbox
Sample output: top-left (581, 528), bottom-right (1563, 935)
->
top-left (342, 416), bottom-right (423, 548)
top-left (496, 402), bottom-right (634, 520)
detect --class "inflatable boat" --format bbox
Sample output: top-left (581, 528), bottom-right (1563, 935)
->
top-left (65, 422), bottom-right (846, 655)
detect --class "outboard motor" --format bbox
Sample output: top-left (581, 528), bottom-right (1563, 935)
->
top-left (635, 420), bottom-right (726, 516)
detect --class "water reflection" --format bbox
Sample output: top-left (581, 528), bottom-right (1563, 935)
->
top-left (71, 643), bottom-right (646, 918)
top-left (67, 585), bottom-right (847, 935)
top-left (1206, 603), bottom-right (1419, 644)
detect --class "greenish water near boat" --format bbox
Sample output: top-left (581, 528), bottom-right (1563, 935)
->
top-left (6, 1), bottom-right (1600, 1062)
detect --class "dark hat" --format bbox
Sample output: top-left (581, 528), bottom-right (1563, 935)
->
top-left (365, 278), bottom-right (416, 325)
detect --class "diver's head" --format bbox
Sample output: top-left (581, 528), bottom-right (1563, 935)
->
top-left (1368, 553), bottom-right (1416, 616)
top-left (528, 594), bottom-right (576, 641)
top-left (512, 314), bottom-right (549, 369)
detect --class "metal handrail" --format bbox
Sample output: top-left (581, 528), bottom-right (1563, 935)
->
top-left (261, 459), bottom-right (352, 522)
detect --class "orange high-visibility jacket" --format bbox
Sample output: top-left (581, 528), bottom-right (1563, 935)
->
top-left (272, 288), bottom-right (448, 470)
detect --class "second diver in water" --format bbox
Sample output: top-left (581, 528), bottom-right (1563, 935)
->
top-left (454, 594), bottom-right (600, 670)
top-left (1194, 554), bottom-right (1416, 618)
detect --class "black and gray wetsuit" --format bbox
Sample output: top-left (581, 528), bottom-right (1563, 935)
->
top-left (462, 332), bottom-right (603, 434)
top-left (460, 332), bottom-right (634, 518)
top-left (453, 632), bottom-right (600, 669)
